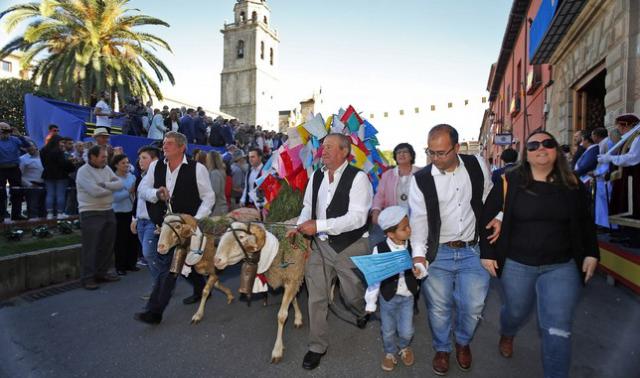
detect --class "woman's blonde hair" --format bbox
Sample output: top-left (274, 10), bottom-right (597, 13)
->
top-left (206, 150), bottom-right (226, 172)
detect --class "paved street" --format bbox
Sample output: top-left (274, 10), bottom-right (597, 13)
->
top-left (1, 263), bottom-right (638, 378)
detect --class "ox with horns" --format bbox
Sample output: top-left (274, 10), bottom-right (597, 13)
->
top-left (214, 220), bottom-right (310, 363)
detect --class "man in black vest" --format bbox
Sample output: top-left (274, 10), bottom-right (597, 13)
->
top-left (239, 147), bottom-right (264, 208)
top-left (409, 124), bottom-right (500, 375)
top-left (134, 131), bottom-right (215, 324)
top-left (290, 133), bottom-right (373, 370)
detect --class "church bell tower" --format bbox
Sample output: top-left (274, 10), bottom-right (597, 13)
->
top-left (220, 0), bottom-right (280, 129)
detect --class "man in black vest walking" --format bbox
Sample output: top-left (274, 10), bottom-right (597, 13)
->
top-left (291, 133), bottom-right (373, 370)
top-left (409, 124), bottom-right (500, 375)
top-left (134, 131), bottom-right (215, 324)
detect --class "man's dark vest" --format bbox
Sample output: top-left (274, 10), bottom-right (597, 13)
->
top-left (147, 159), bottom-right (202, 225)
top-left (311, 164), bottom-right (368, 253)
top-left (414, 154), bottom-right (484, 263)
top-left (244, 166), bottom-right (263, 204)
top-left (377, 240), bottom-right (418, 301)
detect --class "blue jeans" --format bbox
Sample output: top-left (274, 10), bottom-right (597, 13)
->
top-left (136, 219), bottom-right (161, 282)
top-left (45, 179), bottom-right (67, 214)
top-left (423, 244), bottom-right (490, 352)
top-left (379, 294), bottom-right (414, 354)
top-left (500, 258), bottom-right (581, 378)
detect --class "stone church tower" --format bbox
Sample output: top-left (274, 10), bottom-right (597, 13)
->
top-left (220, 0), bottom-right (279, 129)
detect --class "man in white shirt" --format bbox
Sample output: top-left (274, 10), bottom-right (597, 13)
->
top-left (19, 141), bottom-right (45, 219)
top-left (290, 133), bottom-right (373, 370)
top-left (94, 91), bottom-right (114, 127)
top-left (409, 124), bottom-right (498, 375)
top-left (134, 131), bottom-right (215, 325)
top-left (240, 148), bottom-right (264, 208)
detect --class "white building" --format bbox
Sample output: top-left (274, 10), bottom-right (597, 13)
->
top-left (0, 52), bottom-right (30, 80)
top-left (220, 0), bottom-right (280, 130)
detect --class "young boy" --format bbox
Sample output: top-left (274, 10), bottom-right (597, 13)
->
top-left (365, 206), bottom-right (418, 372)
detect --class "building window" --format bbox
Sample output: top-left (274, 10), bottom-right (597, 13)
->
top-left (263, 16), bottom-right (268, 24)
top-left (240, 11), bottom-right (246, 23)
top-left (252, 11), bottom-right (257, 22)
top-left (269, 48), bottom-right (274, 65)
top-left (237, 40), bottom-right (245, 59)
top-left (1, 60), bottom-right (11, 72)
top-left (260, 41), bottom-right (265, 59)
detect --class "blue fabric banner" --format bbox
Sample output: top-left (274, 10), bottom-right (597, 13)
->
top-left (350, 250), bottom-right (413, 286)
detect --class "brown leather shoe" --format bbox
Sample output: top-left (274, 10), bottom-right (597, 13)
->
top-left (399, 347), bottom-right (415, 367)
top-left (499, 335), bottom-right (514, 358)
top-left (432, 351), bottom-right (449, 376)
top-left (381, 353), bottom-right (397, 372)
top-left (455, 343), bottom-right (472, 371)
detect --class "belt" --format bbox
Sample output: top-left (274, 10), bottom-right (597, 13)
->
top-left (0, 163), bottom-right (18, 169)
top-left (443, 240), bottom-right (477, 249)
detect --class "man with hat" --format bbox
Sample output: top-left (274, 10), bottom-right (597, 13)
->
top-left (598, 113), bottom-right (640, 242)
top-left (0, 122), bottom-right (30, 221)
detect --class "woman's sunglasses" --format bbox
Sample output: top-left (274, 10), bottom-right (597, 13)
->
top-left (526, 139), bottom-right (557, 151)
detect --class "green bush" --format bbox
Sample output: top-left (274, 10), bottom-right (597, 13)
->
top-left (0, 78), bottom-right (51, 134)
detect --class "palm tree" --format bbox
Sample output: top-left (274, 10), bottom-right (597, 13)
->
top-left (0, 0), bottom-right (175, 106)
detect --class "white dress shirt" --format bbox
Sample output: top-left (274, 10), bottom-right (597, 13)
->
top-left (364, 238), bottom-right (413, 312)
top-left (409, 155), bottom-right (493, 259)
top-left (611, 130), bottom-right (640, 167)
top-left (297, 160), bottom-right (373, 237)
top-left (138, 155), bottom-right (215, 220)
top-left (241, 163), bottom-right (263, 205)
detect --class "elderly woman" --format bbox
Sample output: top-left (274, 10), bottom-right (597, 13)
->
top-left (480, 131), bottom-right (599, 378)
top-left (206, 150), bottom-right (229, 216)
top-left (370, 143), bottom-right (419, 244)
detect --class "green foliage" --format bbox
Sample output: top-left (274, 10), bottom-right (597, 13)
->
top-left (0, 78), bottom-right (51, 134)
top-left (0, 0), bottom-right (174, 105)
top-left (265, 182), bottom-right (304, 223)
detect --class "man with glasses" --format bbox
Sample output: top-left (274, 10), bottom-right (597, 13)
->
top-left (409, 124), bottom-right (499, 375)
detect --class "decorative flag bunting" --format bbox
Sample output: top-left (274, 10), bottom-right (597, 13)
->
top-left (257, 104), bottom-right (389, 213)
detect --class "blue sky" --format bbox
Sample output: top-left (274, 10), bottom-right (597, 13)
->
top-left (1, 0), bottom-right (512, 157)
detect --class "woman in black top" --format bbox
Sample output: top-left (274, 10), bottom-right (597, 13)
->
top-left (480, 131), bottom-right (599, 378)
top-left (40, 135), bottom-right (75, 219)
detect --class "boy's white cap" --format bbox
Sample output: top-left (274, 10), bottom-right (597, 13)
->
top-left (378, 206), bottom-right (407, 231)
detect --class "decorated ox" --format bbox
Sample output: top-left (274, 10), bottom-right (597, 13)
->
top-left (157, 209), bottom-right (261, 324)
top-left (214, 221), bottom-right (310, 363)
top-left (157, 213), bottom-right (235, 324)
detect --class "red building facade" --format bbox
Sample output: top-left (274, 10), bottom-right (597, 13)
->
top-left (480, 0), bottom-right (552, 165)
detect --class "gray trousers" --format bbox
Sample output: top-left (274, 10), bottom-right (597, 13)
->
top-left (305, 237), bottom-right (370, 353)
top-left (80, 210), bottom-right (116, 282)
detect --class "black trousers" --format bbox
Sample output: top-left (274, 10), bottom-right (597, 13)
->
top-left (146, 246), bottom-right (206, 315)
top-left (0, 166), bottom-right (22, 219)
top-left (114, 211), bottom-right (139, 271)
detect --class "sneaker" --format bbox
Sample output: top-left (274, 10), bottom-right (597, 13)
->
top-left (381, 353), bottom-right (397, 372)
top-left (399, 347), bottom-right (415, 366)
top-left (46, 213), bottom-right (55, 220)
top-left (57, 213), bottom-right (69, 220)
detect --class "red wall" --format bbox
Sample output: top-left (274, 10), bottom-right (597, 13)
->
top-left (489, 0), bottom-right (552, 165)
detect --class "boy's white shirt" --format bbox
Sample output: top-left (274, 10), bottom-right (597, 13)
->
top-left (364, 237), bottom-right (413, 312)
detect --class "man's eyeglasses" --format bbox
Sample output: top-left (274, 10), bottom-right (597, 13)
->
top-left (526, 139), bottom-right (557, 152)
top-left (424, 146), bottom-right (455, 159)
